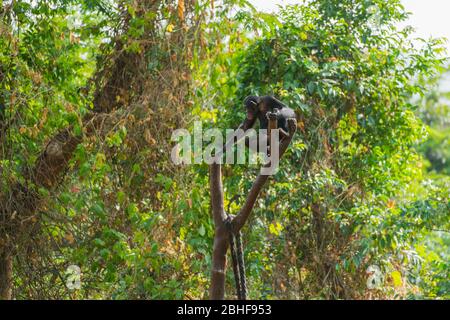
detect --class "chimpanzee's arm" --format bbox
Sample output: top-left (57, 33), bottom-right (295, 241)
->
top-left (239, 116), bottom-right (257, 131)
top-left (219, 116), bottom-right (256, 158)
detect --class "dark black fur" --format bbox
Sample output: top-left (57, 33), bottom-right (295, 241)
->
top-left (243, 95), bottom-right (295, 133)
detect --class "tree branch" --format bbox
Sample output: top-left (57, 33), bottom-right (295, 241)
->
top-left (209, 118), bottom-right (297, 299)
top-left (209, 163), bottom-right (228, 299)
top-left (233, 118), bottom-right (297, 232)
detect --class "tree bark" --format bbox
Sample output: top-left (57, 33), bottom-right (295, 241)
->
top-left (0, 44), bottom-right (142, 299)
top-left (209, 163), bottom-right (228, 299)
top-left (0, 252), bottom-right (12, 300)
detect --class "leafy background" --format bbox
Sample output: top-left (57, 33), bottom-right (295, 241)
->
top-left (0, 0), bottom-right (448, 299)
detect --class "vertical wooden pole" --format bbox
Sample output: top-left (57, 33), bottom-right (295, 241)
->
top-left (267, 112), bottom-right (278, 156)
top-left (0, 252), bottom-right (12, 300)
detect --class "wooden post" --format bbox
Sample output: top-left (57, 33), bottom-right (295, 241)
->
top-left (267, 111), bottom-right (278, 156)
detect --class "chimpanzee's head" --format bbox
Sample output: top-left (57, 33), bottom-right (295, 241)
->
top-left (243, 96), bottom-right (260, 120)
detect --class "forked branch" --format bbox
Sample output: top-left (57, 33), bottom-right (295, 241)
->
top-left (209, 118), bottom-right (297, 299)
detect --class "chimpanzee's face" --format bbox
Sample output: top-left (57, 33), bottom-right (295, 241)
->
top-left (244, 96), bottom-right (259, 120)
top-left (246, 105), bottom-right (257, 120)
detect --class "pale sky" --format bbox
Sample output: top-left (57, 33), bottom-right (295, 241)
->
top-left (250, 0), bottom-right (450, 54)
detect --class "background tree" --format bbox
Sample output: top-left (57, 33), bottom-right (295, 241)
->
top-left (200, 0), bottom-right (447, 298)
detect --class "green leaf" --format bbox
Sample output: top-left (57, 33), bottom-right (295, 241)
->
top-left (198, 224), bottom-right (205, 237)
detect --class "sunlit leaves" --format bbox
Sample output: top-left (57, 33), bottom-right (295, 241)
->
top-left (199, 0), bottom-right (446, 299)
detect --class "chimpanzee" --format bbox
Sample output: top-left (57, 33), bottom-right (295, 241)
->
top-left (220, 95), bottom-right (296, 157)
top-left (241, 95), bottom-right (295, 137)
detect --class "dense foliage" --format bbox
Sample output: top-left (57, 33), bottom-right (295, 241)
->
top-left (0, 0), bottom-right (448, 299)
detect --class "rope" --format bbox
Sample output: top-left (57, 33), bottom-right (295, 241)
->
top-left (235, 231), bottom-right (247, 299)
top-left (225, 215), bottom-right (247, 300)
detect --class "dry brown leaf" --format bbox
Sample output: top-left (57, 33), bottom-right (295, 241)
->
top-left (178, 0), bottom-right (184, 22)
top-left (387, 199), bottom-right (396, 209)
top-left (65, 232), bottom-right (75, 244)
top-left (144, 128), bottom-right (156, 145)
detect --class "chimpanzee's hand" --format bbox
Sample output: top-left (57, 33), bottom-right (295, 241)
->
top-left (287, 118), bottom-right (297, 134)
top-left (266, 111), bottom-right (278, 121)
